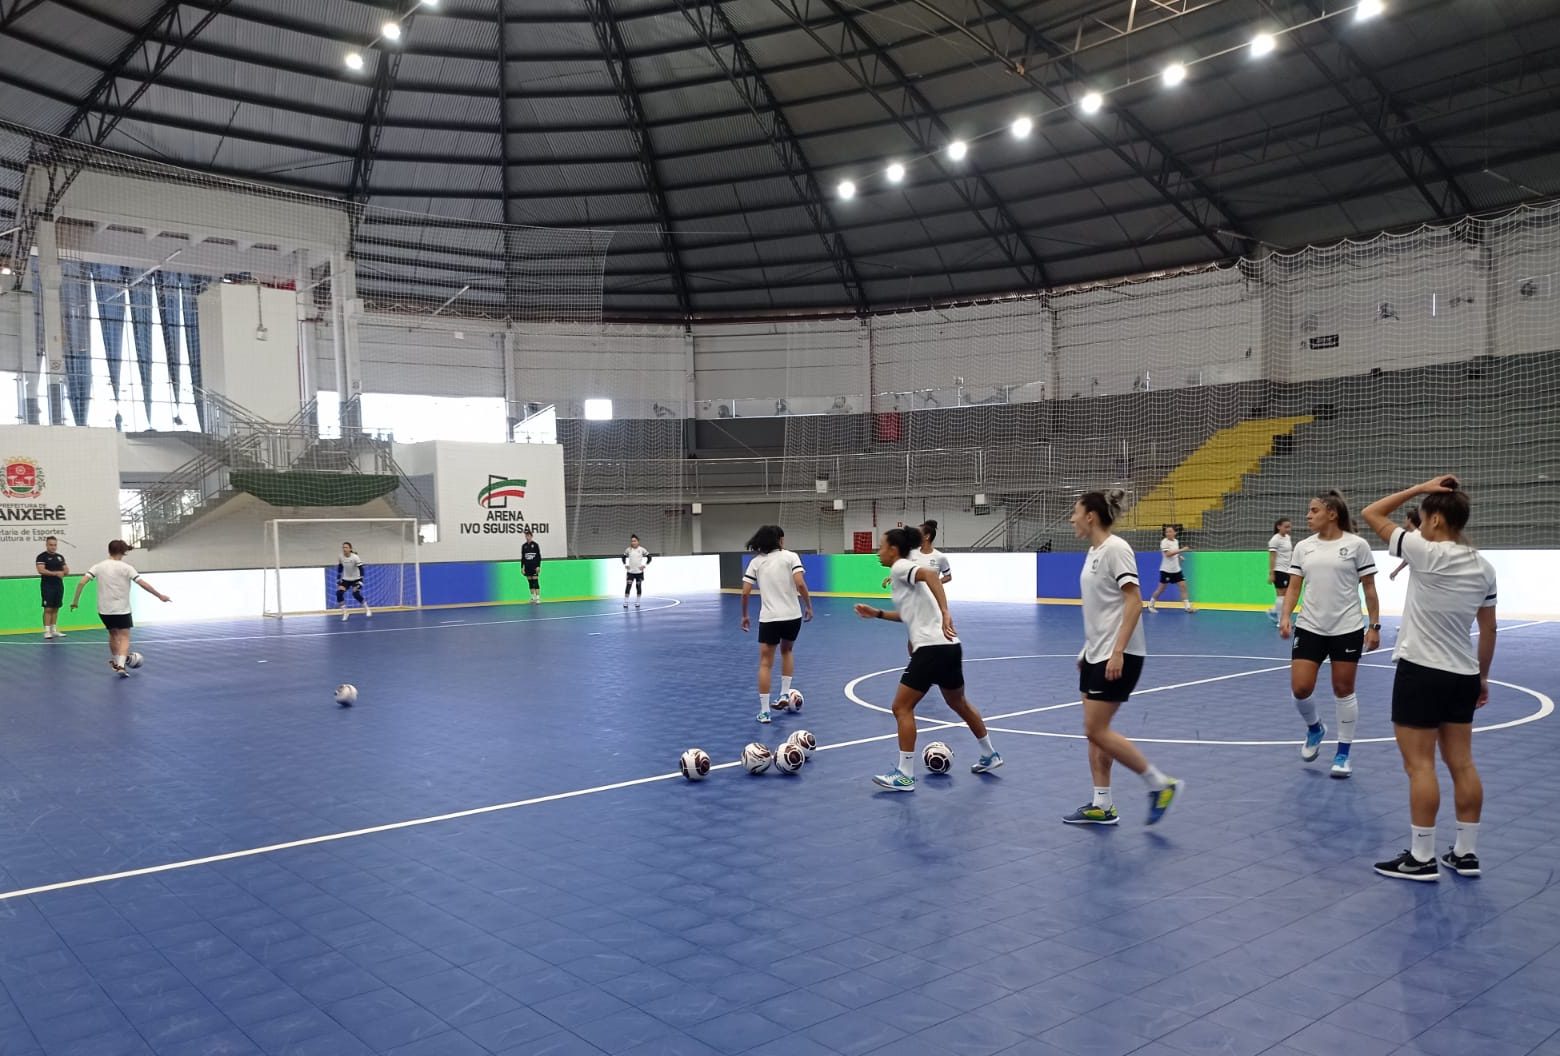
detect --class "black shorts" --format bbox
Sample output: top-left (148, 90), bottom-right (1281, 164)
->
top-left (1272, 572), bottom-right (1291, 591)
top-left (757, 618), bottom-right (802, 645)
top-left (1159, 571), bottom-right (1185, 584)
top-left (902, 643), bottom-right (964, 694)
top-left (626, 572), bottom-right (644, 582)
top-left (100, 613), bottom-right (133, 631)
top-left (1392, 659), bottom-right (1481, 728)
top-left (524, 568), bottom-right (540, 585)
top-left (1080, 654), bottom-right (1146, 702)
top-left (40, 579), bottom-right (63, 608)
top-left (1291, 627), bottom-right (1365, 665)
top-left (337, 579), bottom-right (363, 594)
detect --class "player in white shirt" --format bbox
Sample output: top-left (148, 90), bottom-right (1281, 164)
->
top-left (878, 519), bottom-right (952, 589)
top-left (853, 525), bottom-right (1001, 791)
top-left (336, 542), bottom-right (371, 620)
top-left (69, 539), bottom-right (170, 676)
top-left (622, 534), bottom-right (651, 608)
top-left (1363, 477), bottom-right (1497, 882)
top-left (1064, 490), bottom-right (1181, 826)
top-left (1145, 525), bottom-right (1192, 613)
top-left (1278, 490), bottom-right (1380, 778)
top-left (1388, 507), bottom-right (1420, 581)
top-left (1267, 517), bottom-right (1294, 622)
top-left (740, 525), bottom-right (813, 724)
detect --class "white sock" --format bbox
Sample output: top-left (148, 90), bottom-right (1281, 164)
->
top-left (1139, 764), bottom-right (1170, 791)
top-left (1411, 825), bottom-right (1436, 863)
top-left (781, 676), bottom-right (793, 695)
top-left (976, 735), bottom-right (995, 756)
top-left (758, 693), bottom-right (770, 712)
top-left (1334, 693), bottom-right (1358, 745)
top-left (1293, 694), bottom-right (1319, 727)
top-left (1092, 787), bottom-right (1113, 809)
top-left (1454, 821), bottom-right (1479, 857)
top-left (897, 751), bottom-right (916, 777)
top-left (1184, 599), bottom-right (1193, 610)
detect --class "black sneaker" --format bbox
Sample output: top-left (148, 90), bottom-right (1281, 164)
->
top-left (1373, 850), bottom-right (1439, 882)
top-left (1441, 848), bottom-right (1481, 877)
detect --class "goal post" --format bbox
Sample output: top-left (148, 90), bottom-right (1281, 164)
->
top-left (263, 518), bottom-right (422, 617)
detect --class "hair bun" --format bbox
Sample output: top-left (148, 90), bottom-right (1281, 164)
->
top-left (1441, 476), bottom-right (1460, 491)
top-left (1104, 488), bottom-right (1127, 513)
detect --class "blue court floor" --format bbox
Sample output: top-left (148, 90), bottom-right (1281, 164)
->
top-left (1, 594), bottom-right (1557, 1056)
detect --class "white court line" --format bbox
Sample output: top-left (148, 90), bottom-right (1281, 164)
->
top-left (0, 598), bottom-right (682, 647)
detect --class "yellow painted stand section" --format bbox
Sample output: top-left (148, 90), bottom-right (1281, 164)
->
top-left (1119, 416), bottom-right (1313, 531)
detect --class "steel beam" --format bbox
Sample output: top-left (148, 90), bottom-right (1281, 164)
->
top-left (0, 0), bottom-right (49, 29)
top-left (347, 13), bottom-right (419, 206)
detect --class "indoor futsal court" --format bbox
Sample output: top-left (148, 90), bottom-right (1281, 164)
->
top-left (1, 600), bottom-right (1558, 1056)
top-left (4, 0), bottom-right (1560, 1054)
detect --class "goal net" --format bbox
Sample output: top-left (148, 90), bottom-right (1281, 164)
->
top-left (263, 518), bottom-right (420, 618)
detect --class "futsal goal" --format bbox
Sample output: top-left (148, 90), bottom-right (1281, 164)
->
top-left (263, 518), bottom-right (422, 617)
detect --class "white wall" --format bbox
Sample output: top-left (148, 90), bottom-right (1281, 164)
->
top-left (429, 439), bottom-right (567, 560)
top-left (199, 283), bottom-right (303, 421)
top-left (0, 424), bottom-right (122, 569)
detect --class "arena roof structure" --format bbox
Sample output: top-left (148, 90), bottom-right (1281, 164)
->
top-left (0, 0), bottom-right (1556, 319)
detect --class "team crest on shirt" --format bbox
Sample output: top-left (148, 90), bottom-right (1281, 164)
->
top-left (1, 457), bottom-right (43, 499)
top-left (1090, 558), bottom-right (1100, 572)
top-left (1339, 545), bottom-right (1351, 558)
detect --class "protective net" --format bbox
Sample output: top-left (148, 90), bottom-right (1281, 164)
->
top-left (263, 518), bottom-right (419, 617)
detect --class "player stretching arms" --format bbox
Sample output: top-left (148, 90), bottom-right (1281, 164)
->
top-left (337, 542), bottom-right (371, 620)
top-left (854, 525), bottom-right (1001, 791)
top-left (623, 534), bottom-right (651, 608)
top-left (70, 539), bottom-right (170, 676)
top-left (741, 525), bottom-right (813, 724)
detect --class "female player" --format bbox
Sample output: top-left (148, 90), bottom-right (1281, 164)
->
top-left (1267, 517), bottom-right (1293, 622)
top-left (69, 539), bottom-right (170, 676)
top-left (1064, 491), bottom-right (1181, 826)
top-left (854, 525), bottom-right (1001, 790)
top-left (622, 534), bottom-right (651, 608)
top-left (1278, 491), bottom-right (1380, 778)
top-left (879, 519), bottom-right (952, 588)
top-left (35, 535), bottom-right (69, 639)
top-left (521, 529), bottom-right (542, 603)
top-left (1362, 477), bottom-right (1495, 881)
top-left (1389, 507), bottom-right (1420, 581)
top-left (740, 525), bottom-right (813, 724)
top-left (337, 542), bottom-right (370, 620)
top-left (1146, 524), bottom-right (1192, 613)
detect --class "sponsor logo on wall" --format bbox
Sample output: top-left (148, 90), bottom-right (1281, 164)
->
top-left (0, 457), bottom-right (72, 547)
top-left (462, 474), bottom-right (551, 535)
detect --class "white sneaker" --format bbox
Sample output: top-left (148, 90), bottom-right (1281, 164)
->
top-left (634, 601), bottom-right (640, 608)
top-left (364, 608), bottom-right (373, 618)
top-left (43, 630), bottom-right (53, 640)
top-left (1148, 600), bottom-right (1157, 612)
top-left (623, 601), bottom-right (629, 609)
top-left (53, 630), bottom-right (65, 638)
top-left (341, 610), bottom-right (349, 621)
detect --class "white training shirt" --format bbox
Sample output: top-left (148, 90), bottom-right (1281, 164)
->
top-left (1289, 532), bottom-right (1377, 636)
top-left (743, 549), bottom-right (806, 622)
top-left (1080, 534), bottom-right (1147, 664)
top-left (1390, 528), bottom-right (1496, 676)
top-left (1268, 532), bottom-right (1293, 571)
top-left (911, 547), bottom-right (952, 580)
top-left (623, 546), bottom-right (651, 574)
top-left (1159, 537), bottom-right (1183, 574)
top-left (338, 553), bottom-right (366, 582)
top-left (889, 556), bottom-right (957, 652)
top-left (85, 559), bottom-right (140, 616)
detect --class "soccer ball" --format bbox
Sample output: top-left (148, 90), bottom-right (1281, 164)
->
top-left (680, 748), bottom-right (711, 781)
top-left (787, 689), bottom-right (804, 713)
top-left (741, 743), bottom-right (773, 774)
top-left (786, 730), bottom-right (816, 757)
top-left (125, 652), bottom-right (143, 669)
top-left (922, 741), bottom-right (954, 774)
top-left (774, 741), bottom-right (806, 774)
top-left (335, 683), bottom-right (358, 706)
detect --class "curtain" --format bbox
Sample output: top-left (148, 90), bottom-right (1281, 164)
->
top-left (89, 264), bottom-right (128, 406)
top-left (154, 271), bottom-right (183, 422)
top-left (182, 273), bottom-right (208, 430)
top-left (128, 277), bottom-right (155, 422)
top-left (59, 259), bottom-right (93, 426)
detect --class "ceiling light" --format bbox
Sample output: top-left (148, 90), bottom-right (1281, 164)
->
top-left (381, 21), bottom-right (402, 41)
top-left (1161, 62), bottom-right (1186, 87)
top-left (1010, 115), bottom-right (1033, 139)
top-left (344, 51), bottom-right (364, 71)
top-left (420, 0), bottom-right (438, 5)
top-left (1249, 32), bottom-right (1276, 57)
top-left (1355, 0), bottom-right (1384, 19)
top-left (947, 140), bottom-right (968, 161)
top-left (837, 179), bottom-right (856, 200)
top-left (0, 266), bottom-right (10, 276)
top-left (1080, 91), bottom-right (1104, 115)
top-left (885, 162), bottom-right (905, 184)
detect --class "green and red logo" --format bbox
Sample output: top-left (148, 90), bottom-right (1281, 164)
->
top-left (2, 457), bottom-right (43, 499)
top-left (478, 475), bottom-right (527, 508)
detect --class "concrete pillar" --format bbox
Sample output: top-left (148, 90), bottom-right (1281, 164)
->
top-left (35, 219), bottom-right (64, 423)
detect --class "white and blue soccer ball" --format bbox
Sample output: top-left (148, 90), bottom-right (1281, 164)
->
top-left (334, 683), bottom-right (358, 706)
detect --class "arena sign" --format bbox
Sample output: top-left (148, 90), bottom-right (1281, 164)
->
top-left (0, 428), bottom-right (123, 573)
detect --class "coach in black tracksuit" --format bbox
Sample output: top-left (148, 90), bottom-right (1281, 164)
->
top-left (522, 530), bottom-right (542, 604)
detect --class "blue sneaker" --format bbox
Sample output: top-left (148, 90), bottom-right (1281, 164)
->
top-left (1146, 779), bottom-right (1182, 825)
top-left (1330, 751), bottom-right (1352, 779)
top-left (872, 769), bottom-right (915, 792)
top-left (971, 752), bottom-right (1003, 774)
top-left (1301, 722), bottom-right (1326, 762)
top-left (757, 711), bottom-right (772, 724)
top-left (1062, 804), bottom-right (1119, 825)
